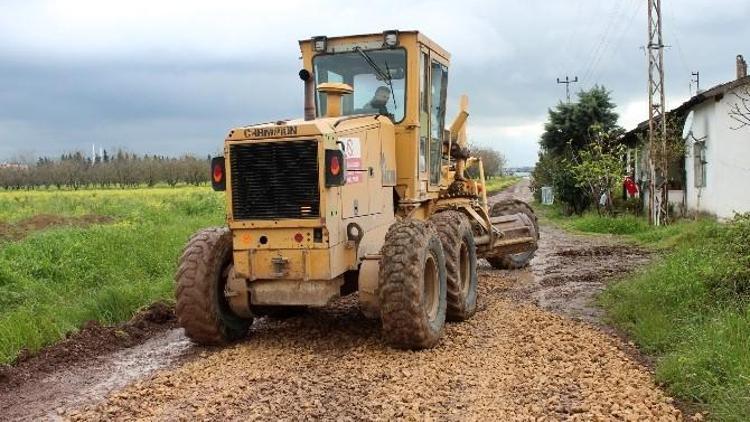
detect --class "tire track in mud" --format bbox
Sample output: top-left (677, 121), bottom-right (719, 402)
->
top-left (3, 180), bottom-right (682, 420)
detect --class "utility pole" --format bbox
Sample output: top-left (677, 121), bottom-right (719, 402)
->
top-left (691, 71), bottom-right (700, 93)
top-left (556, 75), bottom-right (579, 103)
top-left (647, 0), bottom-right (668, 225)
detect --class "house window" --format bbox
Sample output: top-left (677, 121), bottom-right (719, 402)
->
top-left (693, 141), bottom-right (706, 188)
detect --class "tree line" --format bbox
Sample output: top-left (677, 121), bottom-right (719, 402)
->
top-left (0, 150), bottom-right (211, 190)
top-left (0, 145), bottom-right (509, 191)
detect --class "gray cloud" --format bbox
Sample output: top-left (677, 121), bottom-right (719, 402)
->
top-left (1, 0), bottom-right (749, 166)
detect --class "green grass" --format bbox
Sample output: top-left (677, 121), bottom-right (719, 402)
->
top-left (537, 204), bottom-right (714, 249)
top-left (483, 176), bottom-right (521, 195)
top-left (0, 187), bottom-right (224, 364)
top-left (541, 206), bottom-right (750, 419)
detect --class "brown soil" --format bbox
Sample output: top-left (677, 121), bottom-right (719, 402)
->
top-left (0, 181), bottom-right (697, 420)
top-left (0, 214), bottom-right (114, 242)
top-left (0, 302), bottom-right (180, 419)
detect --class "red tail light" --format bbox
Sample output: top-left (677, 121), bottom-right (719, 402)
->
top-left (213, 164), bottom-right (223, 183)
top-left (325, 149), bottom-right (345, 187)
top-left (211, 156), bottom-right (226, 191)
top-left (330, 155), bottom-right (341, 176)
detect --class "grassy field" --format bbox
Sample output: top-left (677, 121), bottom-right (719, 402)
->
top-left (484, 176), bottom-right (521, 195)
top-left (541, 205), bottom-right (750, 421)
top-left (0, 187), bottom-right (224, 365)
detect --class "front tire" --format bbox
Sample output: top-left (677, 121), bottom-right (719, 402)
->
top-left (378, 219), bottom-right (447, 349)
top-left (175, 227), bottom-right (251, 344)
top-left (431, 211), bottom-right (478, 322)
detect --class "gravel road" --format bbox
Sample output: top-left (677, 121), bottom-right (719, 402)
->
top-left (4, 181), bottom-right (684, 420)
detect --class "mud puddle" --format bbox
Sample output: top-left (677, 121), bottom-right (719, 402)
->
top-left (485, 224), bottom-right (652, 324)
top-left (0, 303), bottom-right (193, 421)
top-left (486, 180), bottom-right (652, 324)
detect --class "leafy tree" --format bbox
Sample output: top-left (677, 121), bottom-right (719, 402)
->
top-left (534, 85), bottom-right (624, 214)
top-left (540, 86), bottom-right (620, 156)
top-left (569, 125), bottom-right (626, 214)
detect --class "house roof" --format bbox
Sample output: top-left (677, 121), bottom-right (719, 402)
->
top-left (622, 75), bottom-right (750, 145)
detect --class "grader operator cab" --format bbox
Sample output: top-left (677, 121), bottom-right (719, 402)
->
top-left (176, 30), bottom-right (539, 349)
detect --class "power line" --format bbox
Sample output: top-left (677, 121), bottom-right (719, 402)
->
top-left (588, 0), bottom-right (644, 85)
top-left (580, 0), bottom-right (627, 85)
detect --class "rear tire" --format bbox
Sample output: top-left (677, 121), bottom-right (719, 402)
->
top-left (379, 219), bottom-right (447, 349)
top-left (175, 227), bottom-right (251, 344)
top-left (431, 211), bottom-right (478, 322)
top-left (487, 200), bottom-right (539, 269)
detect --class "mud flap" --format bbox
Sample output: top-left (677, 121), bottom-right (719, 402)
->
top-left (358, 256), bottom-right (381, 319)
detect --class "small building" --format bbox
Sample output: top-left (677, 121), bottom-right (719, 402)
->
top-left (623, 55), bottom-right (750, 219)
top-left (0, 163), bottom-right (29, 170)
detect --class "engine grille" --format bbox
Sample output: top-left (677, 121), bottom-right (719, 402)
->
top-left (230, 140), bottom-right (320, 219)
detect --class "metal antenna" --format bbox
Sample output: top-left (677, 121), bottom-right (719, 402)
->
top-left (691, 71), bottom-right (700, 93)
top-left (556, 76), bottom-right (579, 103)
top-left (647, 0), bottom-right (668, 225)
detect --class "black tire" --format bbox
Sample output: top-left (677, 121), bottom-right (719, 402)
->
top-left (175, 227), bottom-right (251, 344)
top-left (378, 219), bottom-right (447, 349)
top-left (487, 199), bottom-right (539, 269)
top-left (431, 211), bottom-right (478, 322)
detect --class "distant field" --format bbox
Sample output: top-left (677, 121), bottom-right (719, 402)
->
top-left (0, 187), bottom-right (224, 364)
top-left (483, 176), bottom-right (521, 195)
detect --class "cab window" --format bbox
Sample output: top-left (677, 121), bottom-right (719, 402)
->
top-left (419, 51), bottom-right (430, 174)
top-left (313, 49), bottom-right (407, 123)
top-left (429, 60), bottom-right (448, 185)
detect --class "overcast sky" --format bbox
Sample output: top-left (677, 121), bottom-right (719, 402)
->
top-left (1, 0), bottom-right (748, 166)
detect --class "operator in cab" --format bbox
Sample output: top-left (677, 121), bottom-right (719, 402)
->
top-left (357, 86), bottom-right (391, 117)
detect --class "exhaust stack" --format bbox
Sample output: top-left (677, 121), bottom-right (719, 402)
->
top-left (299, 69), bottom-right (316, 121)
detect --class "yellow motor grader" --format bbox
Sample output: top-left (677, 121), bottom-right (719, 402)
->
top-left (176, 30), bottom-right (538, 349)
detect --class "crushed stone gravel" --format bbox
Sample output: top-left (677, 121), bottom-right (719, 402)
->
top-left (68, 273), bottom-right (681, 421)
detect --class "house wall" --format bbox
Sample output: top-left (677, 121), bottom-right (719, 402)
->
top-left (685, 87), bottom-right (750, 219)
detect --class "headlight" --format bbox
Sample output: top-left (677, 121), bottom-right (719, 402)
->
top-left (312, 36), bottom-right (327, 52)
top-left (383, 30), bottom-right (399, 48)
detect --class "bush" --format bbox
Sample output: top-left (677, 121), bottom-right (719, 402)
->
top-left (601, 217), bottom-right (750, 420)
top-left (707, 213), bottom-right (750, 297)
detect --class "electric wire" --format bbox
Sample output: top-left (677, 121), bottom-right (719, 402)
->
top-left (588, 0), bottom-right (644, 86)
top-left (579, 0), bottom-right (626, 87)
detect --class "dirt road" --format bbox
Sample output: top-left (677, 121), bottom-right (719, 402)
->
top-left (2, 180), bottom-right (681, 421)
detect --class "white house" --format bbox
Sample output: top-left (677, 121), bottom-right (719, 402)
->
top-left (624, 55), bottom-right (750, 220)
top-left (683, 56), bottom-right (750, 219)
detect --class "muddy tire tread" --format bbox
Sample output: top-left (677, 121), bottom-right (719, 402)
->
top-left (378, 219), bottom-right (446, 349)
top-left (431, 211), bottom-right (478, 321)
top-left (175, 227), bottom-right (250, 345)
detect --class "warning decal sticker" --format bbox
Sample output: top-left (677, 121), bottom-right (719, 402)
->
top-left (341, 137), bottom-right (362, 184)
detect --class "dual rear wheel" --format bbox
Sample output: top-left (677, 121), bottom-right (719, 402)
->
top-left (378, 212), bottom-right (478, 349)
